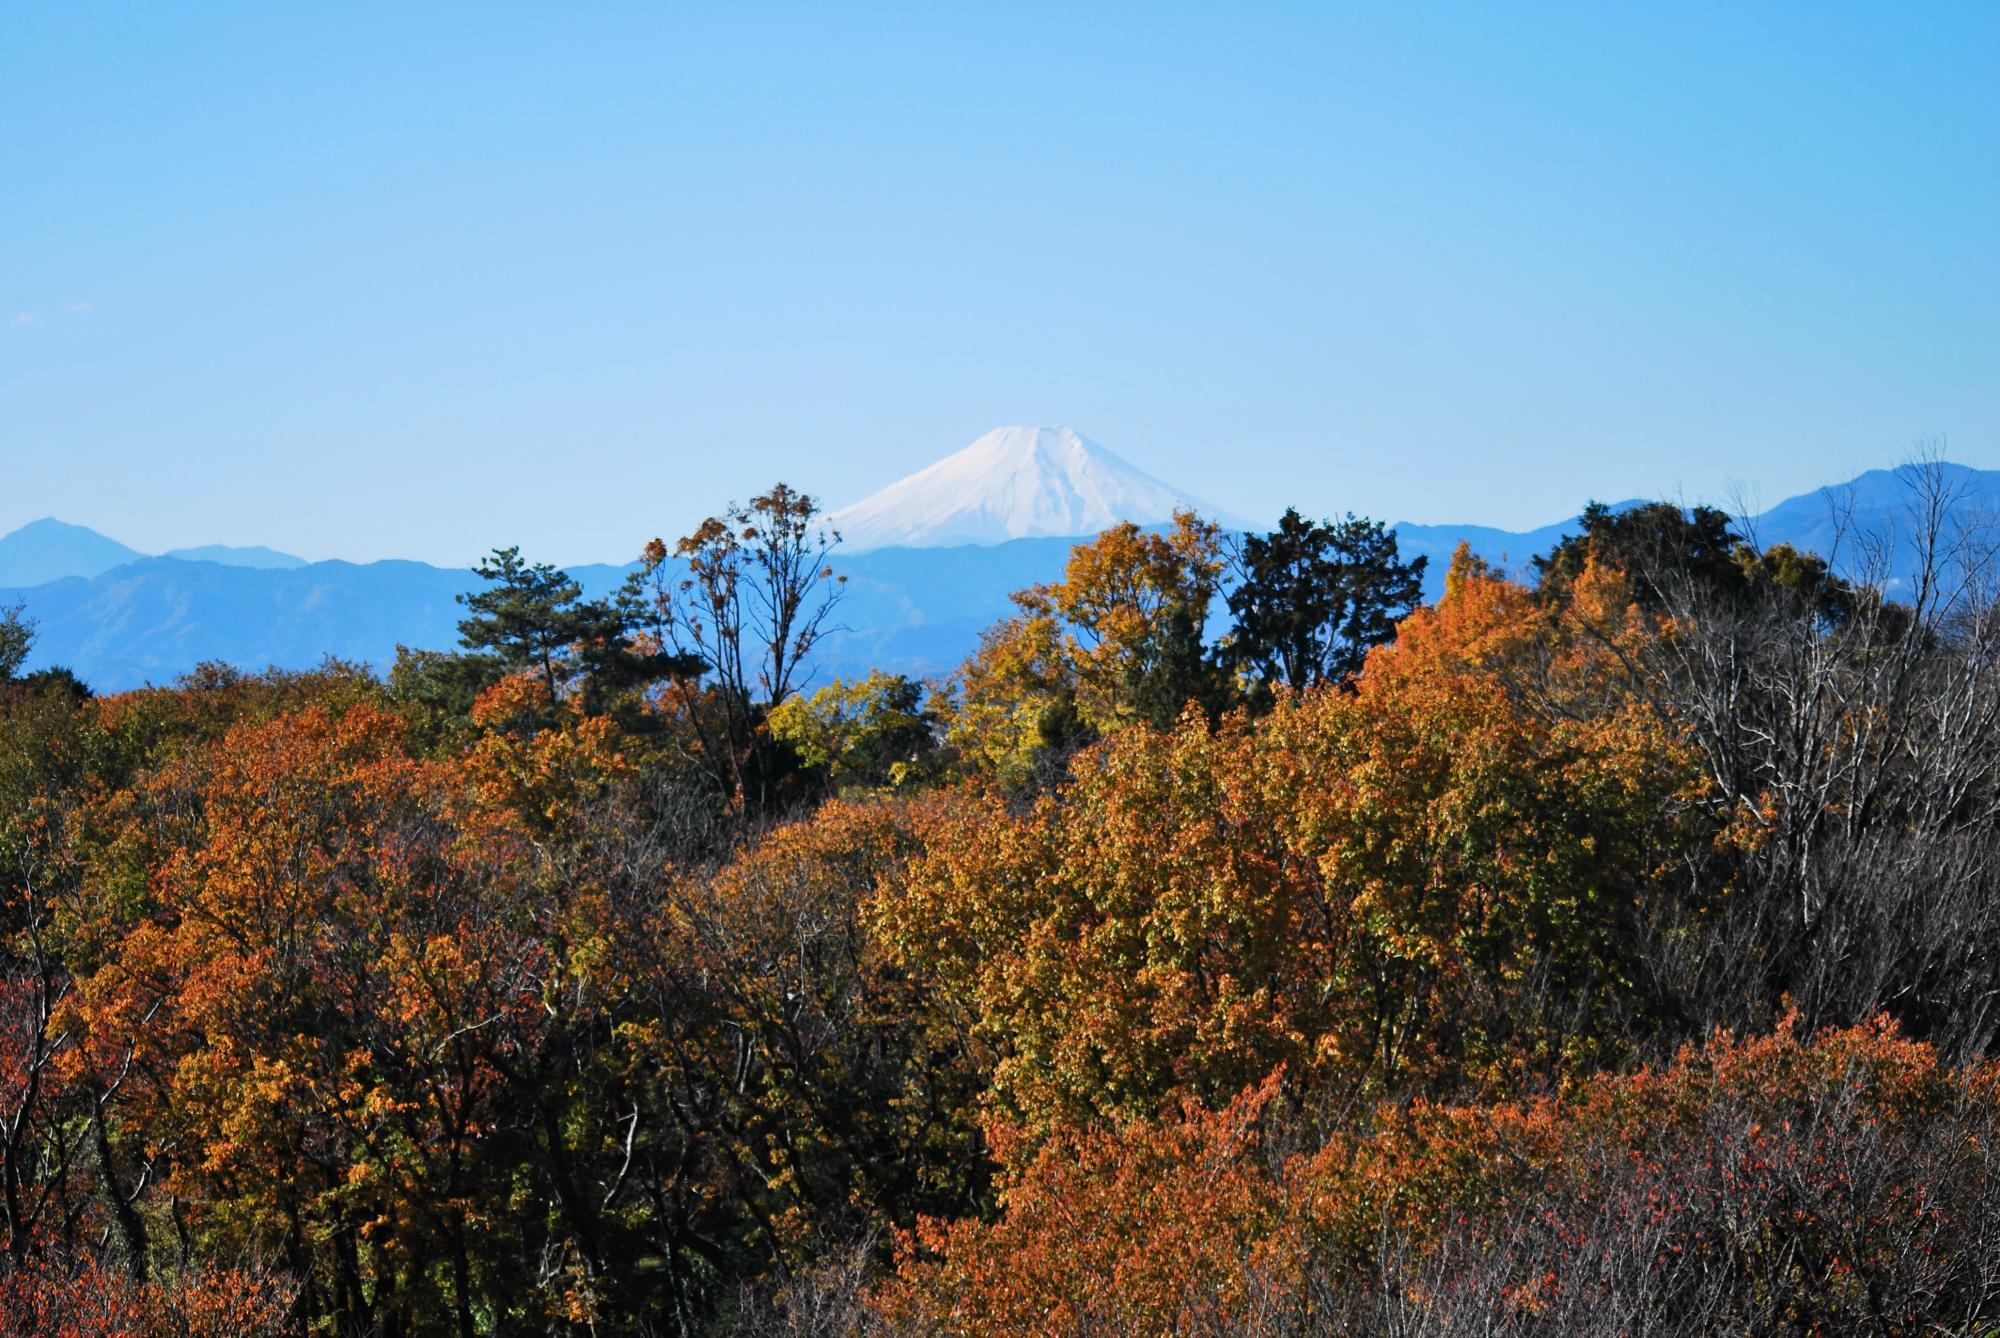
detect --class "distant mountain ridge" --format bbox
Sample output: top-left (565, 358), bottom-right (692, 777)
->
top-left (1741, 461), bottom-right (2000, 568)
top-left (164, 544), bottom-right (308, 570)
top-left (5, 452), bottom-right (1997, 695)
top-left (0, 518), bottom-right (146, 588)
top-left (0, 518), bottom-right (308, 588)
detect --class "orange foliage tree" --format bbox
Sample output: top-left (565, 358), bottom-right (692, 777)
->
top-left (878, 1019), bottom-right (2000, 1335)
top-left (62, 695), bottom-right (559, 1333)
top-left (877, 556), bottom-right (1694, 1148)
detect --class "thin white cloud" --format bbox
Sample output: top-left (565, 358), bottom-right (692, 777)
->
top-left (6, 305), bottom-right (93, 334)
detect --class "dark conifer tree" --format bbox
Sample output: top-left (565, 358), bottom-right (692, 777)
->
top-left (1222, 509), bottom-right (1426, 691)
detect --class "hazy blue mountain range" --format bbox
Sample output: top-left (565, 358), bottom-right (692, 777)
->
top-left (0, 539), bottom-right (1087, 693)
top-left (4, 460), bottom-right (1996, 695)
top-left (163, 544), bottom-right (309, 570)
top-left (0, 518), bottom-right (147, 589)
top-left (1743, 464), bottom-right (2000, 573)
top-left (0, 518), bottom-right (310, 589)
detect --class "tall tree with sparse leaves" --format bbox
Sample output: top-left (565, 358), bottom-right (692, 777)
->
top-left (627, 483), bottom-right (845, 805)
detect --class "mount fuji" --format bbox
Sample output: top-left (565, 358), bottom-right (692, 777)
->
top-left (826, 426), bottom-right (1246, 550)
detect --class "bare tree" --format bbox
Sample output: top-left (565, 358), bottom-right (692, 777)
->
top-left (629, 484), bottom-right (846, 807)
top-left (1578, 454), bottom-right (2000, 1059)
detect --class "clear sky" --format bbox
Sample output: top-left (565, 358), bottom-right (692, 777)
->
top-left (5, 3), bottom-right (1997, 565)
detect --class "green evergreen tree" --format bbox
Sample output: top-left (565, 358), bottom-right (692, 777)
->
top-left (1124, 600), bottom-right (1233, 728)
top-left (1533, 501), bottom-right (1741, 608)
top-left (455, 546), bottom-right (593, 701)
top-left (1222, 510), bottom-right (1426, 691)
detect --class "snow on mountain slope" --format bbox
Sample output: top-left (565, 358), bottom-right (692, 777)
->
top-left (826, 426), bottom-right (1243, 550)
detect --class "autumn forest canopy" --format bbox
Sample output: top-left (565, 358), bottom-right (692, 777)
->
top-left (4, 464), bottom-right (2000, 1335)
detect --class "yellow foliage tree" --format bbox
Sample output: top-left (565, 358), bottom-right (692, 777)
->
top-left (951, 511), bottom-right (1227, 782)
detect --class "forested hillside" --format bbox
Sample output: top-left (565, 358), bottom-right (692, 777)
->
top-left (2, 464), bottom-right (1998, 1335)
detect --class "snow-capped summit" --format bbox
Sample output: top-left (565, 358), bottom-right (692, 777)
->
top-left (827, 426), bottom-right (1237, 551)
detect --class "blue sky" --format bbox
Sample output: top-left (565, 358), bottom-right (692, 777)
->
top-left (5, 2), bottom-right (1996, 565)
